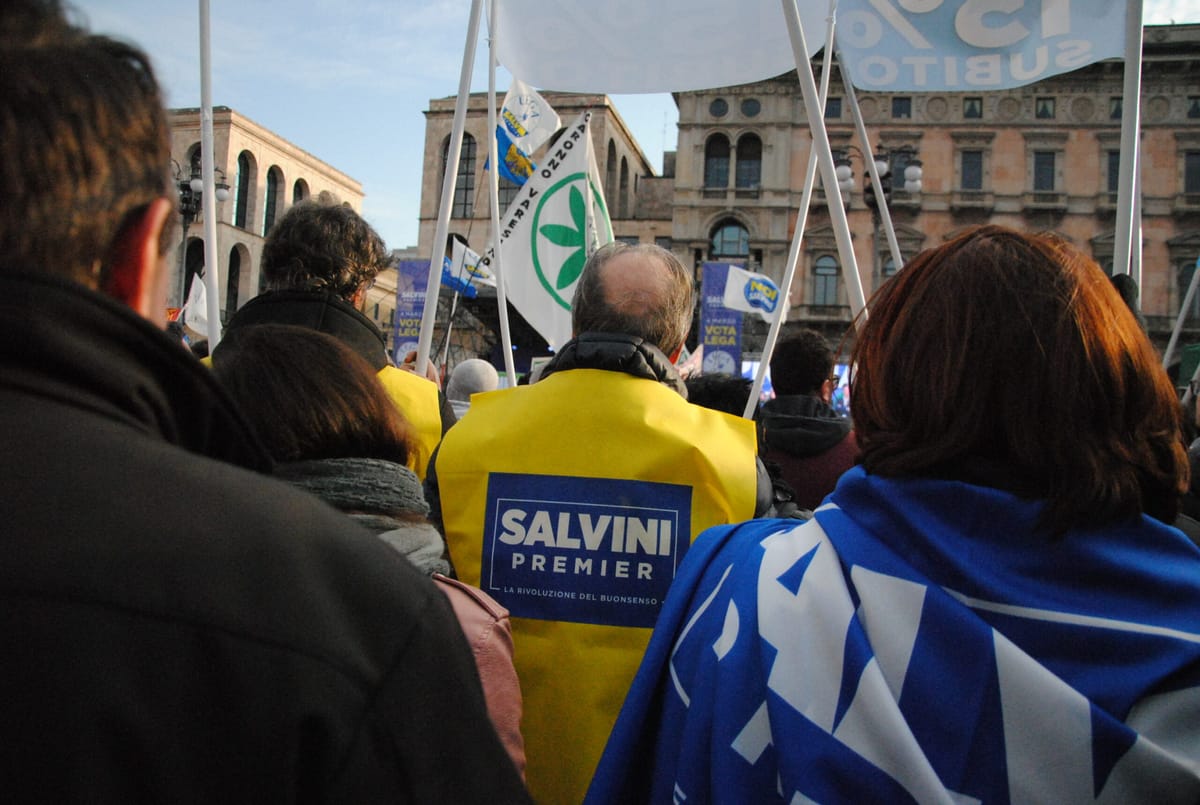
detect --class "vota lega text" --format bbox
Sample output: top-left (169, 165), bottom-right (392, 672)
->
top-left (497, 507), bottom-right (676, 580)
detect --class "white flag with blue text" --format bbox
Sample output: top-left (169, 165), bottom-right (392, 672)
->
top-left (722, 264), bottom-right (784, 323)
top-left (835, 0), bottom-right (1128, 92)
top-left (501, 78), bottom-right (560, 156)
top-left (451, 238), bottom-right (496, 288)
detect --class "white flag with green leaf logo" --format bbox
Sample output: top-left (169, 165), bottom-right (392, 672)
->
top-left (482, 110), bottom-right (612, 350)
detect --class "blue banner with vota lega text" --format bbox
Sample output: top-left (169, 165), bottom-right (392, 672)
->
top-left (481, 473), bottom-right (693, 628)
top-left (836, 0), bottom-right (1127, 92)
top-left (700, 262), bottom-right (742, 375)
top-left (392, 259), bottom-right (428, 364)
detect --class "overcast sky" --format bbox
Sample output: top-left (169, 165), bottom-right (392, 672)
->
top-left (69, 0), bottom-right (1200, 251)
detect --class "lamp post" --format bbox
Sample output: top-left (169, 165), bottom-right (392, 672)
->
top-left (833, 145), bottom-right (923, 277)
top-left (172, 158), bottom-right (230, 309)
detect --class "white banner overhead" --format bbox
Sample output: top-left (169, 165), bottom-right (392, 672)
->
top-left (836, 0), bottom-right (1128, 91)
top-left (489, 0), bottom-right (826, 93)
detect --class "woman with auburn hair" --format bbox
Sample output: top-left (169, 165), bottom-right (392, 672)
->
top-left (211, 324), bottom-right (525, 778)
top-left (587, 226), bottom-right (1200, 805)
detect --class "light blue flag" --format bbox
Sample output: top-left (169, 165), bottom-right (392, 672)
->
top-left (836, 0), bottom-right (1127, 92)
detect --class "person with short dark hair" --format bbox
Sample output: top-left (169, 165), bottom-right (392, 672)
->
top-left (432, 241), bottom-right (763, 803)
top-left (761, 327), bottom-right (858, 509)
top-left (588, 226), bottom-right (1200, 804)
top-left (223, 201), bottom-right (450, 479)
top-left (0, 2), bottom-right (530, 800)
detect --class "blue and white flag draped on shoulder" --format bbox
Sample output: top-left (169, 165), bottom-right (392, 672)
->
top-left (586, 466), bottom-right (1200, 804)
top-left (835, 0), bottom-right (1128, 92)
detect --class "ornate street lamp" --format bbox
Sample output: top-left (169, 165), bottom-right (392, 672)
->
top-left (832, 145), bottom-right (924, 276)
top-left (172, 158), bottom-right (230, 308)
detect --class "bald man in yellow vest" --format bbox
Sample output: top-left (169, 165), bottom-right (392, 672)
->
top-left (432, 242), bottom-right (766, 803)
top-left (220, 202), bottom-right (448, 479)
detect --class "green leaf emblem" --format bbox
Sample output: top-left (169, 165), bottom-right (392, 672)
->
top-left (538, 185), bottom-right (589, 290)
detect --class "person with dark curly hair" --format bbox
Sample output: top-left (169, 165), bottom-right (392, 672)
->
top-left (222, 201), bottom-right (451, 479)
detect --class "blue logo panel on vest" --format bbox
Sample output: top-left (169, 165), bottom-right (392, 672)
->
top-left (481, 473), bottom-right (693, 628)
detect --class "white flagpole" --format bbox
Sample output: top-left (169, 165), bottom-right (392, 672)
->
top-left (416, 0), bottom-right (484, 376)
top-left (198, 0), bottom-right (222, 345)
top-left (486, 0), bottom-right (517, 384)
top-left (1132, 146), bottom-right (1143, 289)
top-left (1113, 0), bottom-right (1145, 277)
top-left (779, 0), bottom-right (866, 324)
top-left (1162, 256), bottom-right (1200, 371)
top-left (842, 63), bottom-right (903, 271)
top-left (743, 0), bottom-right (838, 419)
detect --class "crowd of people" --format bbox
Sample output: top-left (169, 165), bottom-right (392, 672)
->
top-left (4, 1), bottom-right (1200, 802)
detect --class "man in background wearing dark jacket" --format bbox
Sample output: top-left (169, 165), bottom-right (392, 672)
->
top-left (762, 327), bottom-right (859, 510)
top-left (0, 2), bottom-right (528, 800)
top-left (222, 202), bottom-right (450, 479)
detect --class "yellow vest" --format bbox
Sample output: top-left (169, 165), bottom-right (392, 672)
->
top-left (203, 358), bottom-right (442, 482)
top-left (437, 368), bottom-right (758, 805)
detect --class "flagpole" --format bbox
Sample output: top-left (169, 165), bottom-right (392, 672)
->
top-left (842, 56), bottom-right (903, 271)
top-left (743, 0), bottom-right (839, 419)
top-left (1113, 0), bottom-right (1144, 278)
top-left (779, 0), bottom-right (866, 325)
top-left (198, 0), bottom-right (222, 346)
top-left (1162, 255), bottom-right (1200, 371)
top-left (486, 0), bottom-right (518, 384)
top-left (416, 0), bottom-right (483, 376)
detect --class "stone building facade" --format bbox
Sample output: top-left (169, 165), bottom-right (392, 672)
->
top-left (417, 23), bottom-right (1199, 360)
top-left (167, 107), bottom-right (363, 320)
top-left (673, 23), bottom-right (1200, 348)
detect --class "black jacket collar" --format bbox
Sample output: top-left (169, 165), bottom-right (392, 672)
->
top-left (223, 290), bottom-right (390, 371)
top-left (542, 332), bottom-right (688, 397)
top-left (0, 270), bottom-right (270, 472)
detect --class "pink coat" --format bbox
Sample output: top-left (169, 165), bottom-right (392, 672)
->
top-left (433, 574), bottom-right (526, 778)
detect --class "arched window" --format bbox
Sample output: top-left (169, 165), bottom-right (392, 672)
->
top-left (606, 140), bottom-right (618, 203)
top-left (1179, 260), bottom-right (1200, 319)
top-left (704, 134), bottom-right (730, 188)
top-left (442, 134), bottom-right (477, 218)
top-left (735, 134), bottom-right (762, 189)
top-left (813, 255), bottom-right (840, 306)
top-left (292, 178), bottom-right (309, 205)
top-left (234, 151), bottom-right (254, 229)
top-left (619, 157), bottom-right (630, 219)
top-left (187, 143), bottom-right (202, 178)
top-left (709, 219), bottom-right (749, 259)
top-left (225, 246), bottom-right (241, 320)
top-left (498, 176), bottom-right (520, 212)
top-left (182, 237), bottom-right (204, 303)
top-left (262, 166), bottom-right (282, 236)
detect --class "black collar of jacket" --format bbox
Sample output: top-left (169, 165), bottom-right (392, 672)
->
top-left (542, 332), bottom-right (688, 398)
top-left (0, 270), bottom-right (271, 472)
top-left (223, 289), bottom-right (390, 371)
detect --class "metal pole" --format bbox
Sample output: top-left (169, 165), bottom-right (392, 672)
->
top-left (415, 0), bottom-right (484, 376)
top-left (1163, 256), bottom-right (1200, 371)
top-left (1113, 0), bottom-right (1145, 278)
top-left (743, 0), bottom-right (839, 419)
top-left (779, 0), bottom-right (867, 323)
top-left (486, 0), bottom-right (517, 383)
top-left (198, 0), bottom-right (222, 344)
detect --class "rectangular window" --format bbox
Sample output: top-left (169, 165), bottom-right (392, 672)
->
top-left (825, 97), bottom-right (842, 119)
top-left (1033, 151), bottom-right (1056, 191)
top-left (891, 97), bottom-right (912, 119)
top-left (961, 150), bottom-right (983, 190)
top-left (963, 97), bottom-right (982, 119)
top-left (1189, 97), bottom-right (1200, 119)
top-left (1187, 151), bottom-right (1200, 194)
top-left (1107, 150), bottom-right (1121, 194)
top-left (616, 235), bottom-right (640, 246)
top-left (1035, 97), bottom-right (1056, 119)
top-left (655, 236), bottom-right (673, 251)
top-left (1110, 97), bottom-right (1123, 119)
